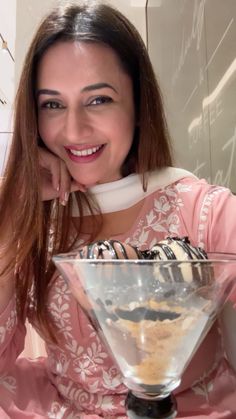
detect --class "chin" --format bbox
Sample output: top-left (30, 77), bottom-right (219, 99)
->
top-left (72, 172), bottom-right (122, 187)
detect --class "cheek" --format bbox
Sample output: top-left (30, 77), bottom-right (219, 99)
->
top-left (38, 115), bottom-right (47, 140)
top-left (38, 116), bottom-right (56, 147)
top-left (119, 114), bottom-right (135, 148)
top-left (112, 124), bottom-right (134, 165)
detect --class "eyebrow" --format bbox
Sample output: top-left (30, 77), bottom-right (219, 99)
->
top-left (81, 82), bottom-right (117, 93)
top-left (36, 89), bottom-right (60, 98)
top-left (36, 83), bottom-right (117, 98)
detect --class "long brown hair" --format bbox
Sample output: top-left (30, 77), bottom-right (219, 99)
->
top-left (0, 2), bottom-right (172, 340)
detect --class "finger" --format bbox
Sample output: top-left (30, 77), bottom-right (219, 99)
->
top-left (50, 160), bottom-right (60, 194)
top-left (59, 179), bottom-right (87, 205)
top-left (51, 163), bottom-right (60, 192)
top-left (39, 147), bottom-right (60, 192)
top-left (59, 160), bottom-right (71, 206)
top-left (70, 181), bottom-right (87, 193)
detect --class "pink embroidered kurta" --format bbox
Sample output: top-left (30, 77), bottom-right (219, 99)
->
top-left (1, 174), bottom-right (236, 418)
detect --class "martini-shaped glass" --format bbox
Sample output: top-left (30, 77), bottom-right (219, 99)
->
top-left (53, 253), bottom-right (236, 418)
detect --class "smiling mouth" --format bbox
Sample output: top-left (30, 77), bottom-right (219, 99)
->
top-left (67, 144), bottom-right (104, 157)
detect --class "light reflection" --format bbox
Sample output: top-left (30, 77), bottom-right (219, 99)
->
top-left (188, 57), bottom-right (236, 134)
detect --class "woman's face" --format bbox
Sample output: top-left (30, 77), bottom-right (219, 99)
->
top-left (37, 41), bottom-right (135, 186)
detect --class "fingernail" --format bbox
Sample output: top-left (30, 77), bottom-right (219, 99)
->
top-left (60, 191), bottom-right (69, 206)
top-left (56, 184), bottom-right (60, 192)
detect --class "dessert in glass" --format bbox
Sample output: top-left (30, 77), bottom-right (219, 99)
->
top-left (53, 238), bottom-right (236, 418)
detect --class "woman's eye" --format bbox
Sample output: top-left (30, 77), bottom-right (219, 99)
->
top-left (88, 96), bottom-right (113, 106)
top-left (40, 101), bottom-right (64, 110)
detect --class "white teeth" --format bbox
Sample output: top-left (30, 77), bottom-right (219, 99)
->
top-left (70, 145), bottom-right (101, 156)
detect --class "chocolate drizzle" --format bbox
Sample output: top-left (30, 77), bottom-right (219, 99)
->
top-left (78, 237), bottom-right (207, 262)
top-left (143, 237), bottom-right (207, 261)
top-left (78, 239), bottom-right (142, 259)
top-left (77, 237), bottom-right (210, 287)
top-left (141, 237), bottom-right (210, 286)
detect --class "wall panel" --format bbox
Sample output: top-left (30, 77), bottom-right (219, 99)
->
top-left (147, 0), bottom-right (236, 192)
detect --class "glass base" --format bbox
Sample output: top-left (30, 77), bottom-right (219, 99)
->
top-left (125, 391), bottom-right (177, 419)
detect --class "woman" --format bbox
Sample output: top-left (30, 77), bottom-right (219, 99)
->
top-left (0, 2), bottom-right (236, 418)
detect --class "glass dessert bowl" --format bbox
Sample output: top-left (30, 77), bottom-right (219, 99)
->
top-left (53, 243), bottom-right (236, 418)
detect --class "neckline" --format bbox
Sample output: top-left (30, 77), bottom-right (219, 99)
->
top-left (72, 167), bottom-right (197, 216)
top-left (89, 172), bottom-right (138, 194)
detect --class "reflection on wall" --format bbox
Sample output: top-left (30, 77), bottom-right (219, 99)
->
top-left (0, 0), bottom-right (16, 175)
top-left (147, 0), bottom-right (236, 192)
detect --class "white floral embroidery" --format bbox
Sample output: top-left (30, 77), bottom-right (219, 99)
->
top-left (6, 309), bottom-right (17, 331)
top-left (0, 327), bottom-right (5, 345)
top-left (47, 401), bottom-right (69, 419)
top-left (73, 341), bottom-right (108, 380)
top-left (45, 274), bottom-right (124, 414)
top-left (137, 229), bottom-right (150, 245)
top-left (175, 183), bottom-right (192, 193)
top-left (191, 341), bottom-right (222, 404)
top-left (96, 394), bottom-right (115, 411)
top-left (127, 182), bottom-right (188, 248)
top-left (192, 379), bottom-right (213, 403)
top-left (55, 352), bottom-right (70, 376)
top-left (87, 323), bottom-right (98, 339)
top-left (0, 373), bottom-right (17, 393)
top-left (167, 213), bottom-right (180, 234)
top-left (74, 358), bottom-right (93, 380)
top-left (198, 186), bottom-right (227, 248)
top-left (52, 279), bottom-right (71, 305)
top-left (57, 380), bottom-right (97, 412)
top-left (154, 196), bottom-right (171, 213)
top-left (65, 340), bottom-right (84, 359)
top-left (0, 308), bottom-right (17, 344)
top-left (146, 209), bottom-right (155, 225)
top-left (102, 367), bottom-right (123, 390)
top-left (48, 297), bottom-right (72, 340)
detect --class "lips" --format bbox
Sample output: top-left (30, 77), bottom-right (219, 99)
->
top-left (65, 144), bottom-right (105, 163)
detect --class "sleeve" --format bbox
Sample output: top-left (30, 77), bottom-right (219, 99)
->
top-left (204, 187), bottom-right (236, 254)
top-left (0, 295), bottom-right (26, 373)
top-left (205, 186), bottom-right (236, 306)
top-left (177, 180), bottom-right (236, 252)
top-left (178, 180), bottom-right (236, 304)
top-left (202, 186), bottom-right (236, 371)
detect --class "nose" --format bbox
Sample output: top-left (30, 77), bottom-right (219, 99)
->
top-left (63, 107), bottom-right (93, 143)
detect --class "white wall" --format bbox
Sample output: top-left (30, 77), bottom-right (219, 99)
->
top-left (0, 0), bottom-right (16, 174)
top-left (15, 0), bottom-right (147, 86)
top-left (147, 0), bottom-right (236, 192)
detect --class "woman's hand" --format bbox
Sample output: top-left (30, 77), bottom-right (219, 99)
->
top-left (38, 147), bottom-right (86, 205)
